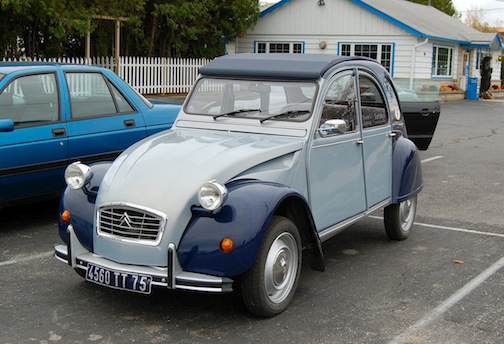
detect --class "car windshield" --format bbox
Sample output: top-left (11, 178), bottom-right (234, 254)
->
top-left (185, 78), bottom-right (317, 122)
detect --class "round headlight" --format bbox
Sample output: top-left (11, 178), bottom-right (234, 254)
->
top-left (198, 181), bottom-right (228, 212)
top-left (64, 162), bottom-right (93, 190)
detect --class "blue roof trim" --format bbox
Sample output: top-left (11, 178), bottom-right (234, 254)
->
top-left (260, 0), bottom-right (293, 17)
top-left (461, 35), bottom-right (503, 49)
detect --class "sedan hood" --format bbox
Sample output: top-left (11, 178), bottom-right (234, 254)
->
top-left (97, 128), bottom-right (303, 211)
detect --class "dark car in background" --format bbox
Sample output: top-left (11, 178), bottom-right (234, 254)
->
top-left (0, 63), bottom-right (181, 208)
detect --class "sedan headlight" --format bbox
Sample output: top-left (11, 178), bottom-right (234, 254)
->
top-left (64, 162), bottom-right (93, 190)
top-left (198, 181), bottom-right (228, 212)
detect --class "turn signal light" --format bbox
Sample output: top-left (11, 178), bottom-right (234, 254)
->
top-left (220, 238), bottom-right (234, 253)
top-left (61, 210), bottom-right (71, 223)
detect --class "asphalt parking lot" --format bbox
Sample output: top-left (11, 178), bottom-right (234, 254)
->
top-left (1, 99), bottom-right (503, 344)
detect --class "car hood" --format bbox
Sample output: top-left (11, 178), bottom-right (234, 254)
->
top-left (97, 128), bottom-right (304, 211)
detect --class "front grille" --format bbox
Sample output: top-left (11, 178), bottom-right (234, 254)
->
top-left (98, 205), bottom-right (164, 243)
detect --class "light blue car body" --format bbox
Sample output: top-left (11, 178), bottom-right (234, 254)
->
top-left (54, 54), bottom-right (433, 316)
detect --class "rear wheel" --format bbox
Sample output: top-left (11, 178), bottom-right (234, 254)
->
top-left (241, 216), bottom-right (302, 317)
top-left (384, 195), bottom-right (417, 240)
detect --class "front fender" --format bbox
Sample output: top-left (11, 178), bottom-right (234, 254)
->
top-left (58, 161), bottom-right (113, 251)
top-left (177, 180), bottom-right (307, 278)
top-left (392, 136), bottom-right (423, 203)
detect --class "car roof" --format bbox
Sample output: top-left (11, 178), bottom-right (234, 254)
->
top-left (0, 62), bottom-right (104, 74)
top-left (199, 53), bottom-right (378, 80)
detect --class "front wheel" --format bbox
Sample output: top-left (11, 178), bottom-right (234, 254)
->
top-left (241, 215), bottom-right (302, 317)
top-left (384, 195), bottom-right (417, 240)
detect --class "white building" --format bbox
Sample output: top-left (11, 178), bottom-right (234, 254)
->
top-left (229, 0), bottom-right (502, 94)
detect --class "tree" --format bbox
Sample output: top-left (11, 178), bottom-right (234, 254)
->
top-left (0, 0), bottom-right (260, 59)
top-left (142, 0), bottom-right (259, 58)
top-left (464, 5), bottom-right (502, 32)
top-left (407, 0), bottom-right (456, 16)
top-left (0, 0), bottom-right (145, 58)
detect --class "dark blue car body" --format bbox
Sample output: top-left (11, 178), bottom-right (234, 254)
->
top-left (0, 63), bottom-right (181, 207)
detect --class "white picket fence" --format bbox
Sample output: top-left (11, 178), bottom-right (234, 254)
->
top-left (1, 56), bottom-right (210, 94)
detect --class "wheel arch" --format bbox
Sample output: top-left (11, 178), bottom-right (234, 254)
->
top-left (274, 196), bottom-right (325, 272)
top-left (177, 179), bottom-right (325, 278)
top-left (392, 135), bottom-right (423, 203)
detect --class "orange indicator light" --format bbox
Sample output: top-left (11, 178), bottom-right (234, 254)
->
top-left (61, 210), bottom-right (71, 223)
top-left (220, 238), bottom-right (234, 253)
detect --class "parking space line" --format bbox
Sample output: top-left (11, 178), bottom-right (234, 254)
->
top-left (414, 221), bottom-right (504, 238)
top-left (421, 156), bottom-right (443, 163)
top-left (0, 251), bottom-right (53, 267)
top-left (369, 216), bottom-right (504, 239)
top-left (389, 255), bottom-right (504, 344)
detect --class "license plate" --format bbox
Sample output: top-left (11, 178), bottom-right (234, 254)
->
top-left (86, 263), bottom-right (152, 294)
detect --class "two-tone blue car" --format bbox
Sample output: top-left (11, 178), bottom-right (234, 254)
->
top-left (54, 54), bottom-right (439, 317)
top-left (0, 63), bottom-right (181, 208)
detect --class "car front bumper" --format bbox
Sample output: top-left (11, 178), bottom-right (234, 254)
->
top-left (54, 225), bottom-right (234, 293)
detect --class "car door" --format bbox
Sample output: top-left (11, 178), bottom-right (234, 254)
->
top-left (400, 100), bottom-right (440, 150)
top-left (358, 72), bottom-right (393, 208)
top-left (0, 72), bottom-right (68, 203)
top-left (308, 70), bottom-right (367, 231)
top-left (63, 71), bottom-right (148, 164)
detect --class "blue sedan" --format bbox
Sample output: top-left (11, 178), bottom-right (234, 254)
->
top-left (0, 63), bottom-right (181, 208)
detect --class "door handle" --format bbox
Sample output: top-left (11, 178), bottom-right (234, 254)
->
top-left (52, 128), bottom-right (66, 137)
top-left (356, 139), bottom-right (363, 145)
top-left (388, 132), bottom-right (397, 138)
top-left (124, 119), bottom-right (136, 127)
top-left (420, 109), bottom-right (431, 116)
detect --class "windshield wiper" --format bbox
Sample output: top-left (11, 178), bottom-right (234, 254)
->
top-left (213, 108), bottom-right (261, 120)
top-left (259, 110), bottom-right (310, 124)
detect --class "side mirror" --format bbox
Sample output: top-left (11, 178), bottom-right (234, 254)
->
top-left (318, 119), bottom-right (347, 137)
top-left (0, 119), bottom-right (14, 132)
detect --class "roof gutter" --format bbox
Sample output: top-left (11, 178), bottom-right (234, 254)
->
top-left (409, 38), bottom-right (429, 90)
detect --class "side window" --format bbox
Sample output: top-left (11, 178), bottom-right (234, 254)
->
top-left (0, 73), bottom-right (59, 126)
top-left (384, 78), bottom-right (402, 122)
top-left (359, 75), bottom-right (388, 128)
top-left (320, 73), bottom-right (357, 133)
top-left (111, 86), bottom-right (134, 113)
top-left (66, 72), bottom-right (118, 119)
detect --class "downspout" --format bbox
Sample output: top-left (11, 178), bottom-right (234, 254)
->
top-left (409, 38), bottom-right (429, 91)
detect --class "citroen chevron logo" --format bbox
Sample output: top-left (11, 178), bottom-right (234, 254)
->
top-left (119, 212), bottom-right (132, 228)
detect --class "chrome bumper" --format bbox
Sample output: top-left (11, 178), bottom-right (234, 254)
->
top-left (54, 225), bottom-right (233, 293)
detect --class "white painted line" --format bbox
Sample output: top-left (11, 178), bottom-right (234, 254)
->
top-left (414, 221), bottom-right (504, 239)
top-left (389, 255), bottom-right (504, 344)
top-left (0, 251), bottom-right (53, 267)
top-left (421, 156), bottom-right (443, 163)
top-left (370, 215), bottom-right (504, 239)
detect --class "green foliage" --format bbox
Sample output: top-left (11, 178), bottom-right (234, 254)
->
top-left (407, 0), bottom-right (456, 16)
top-left (0, 0), bottom-right (259, 59)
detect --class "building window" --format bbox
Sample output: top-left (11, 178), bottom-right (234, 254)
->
top-left (255, 42), bottom-right (303, 54)
top-left (432, 46), bottom-right (454, 77)
top-left (340, 43), bottom-right (393, 72)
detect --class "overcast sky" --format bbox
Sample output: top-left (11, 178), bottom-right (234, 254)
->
top-left (452, 0), bottom-right (504, 24)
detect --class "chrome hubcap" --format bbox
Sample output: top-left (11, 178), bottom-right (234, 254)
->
top-left (399, 197), bottom-right (416, 231)
top-left (264, 232), bottom-right (298, 304)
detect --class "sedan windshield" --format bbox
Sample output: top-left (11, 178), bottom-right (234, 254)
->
top-left (185, 78), bottom-right (317, 122)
